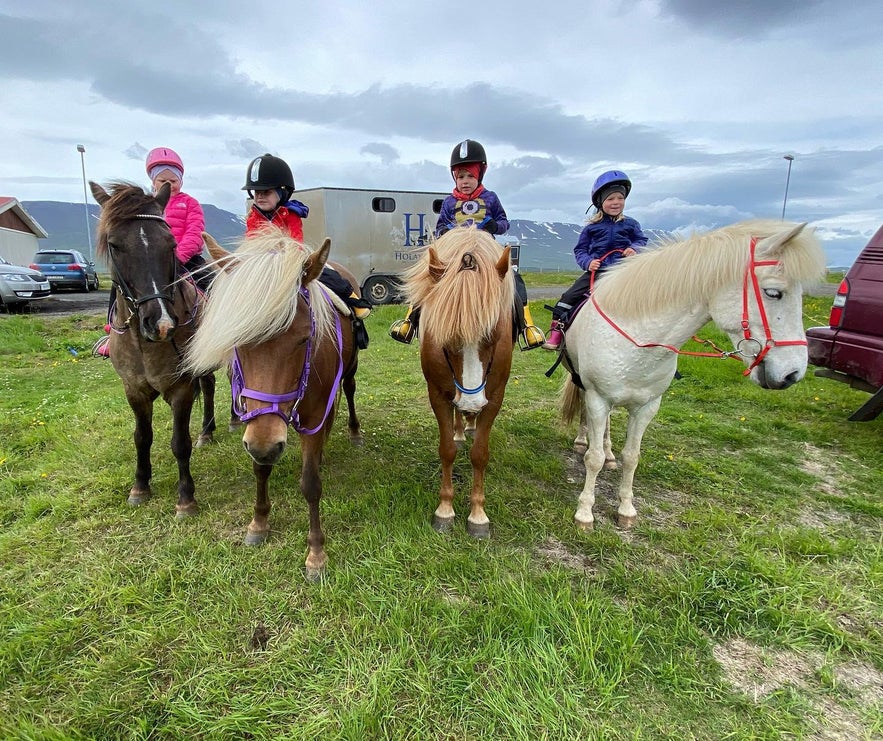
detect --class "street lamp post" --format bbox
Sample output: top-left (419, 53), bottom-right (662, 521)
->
top-left (781, 154), bottom-right (795, 220)
top-left (76, 144), bottom-right (93, 262)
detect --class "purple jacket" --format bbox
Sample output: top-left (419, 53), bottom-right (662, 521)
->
top-left (435, 188), bottom-right (509, 237)
top-left (573, 215), bottom-right (647, 272)
top-left (165, 191), bottom-right (205, 263)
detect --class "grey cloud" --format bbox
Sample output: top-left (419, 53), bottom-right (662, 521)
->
top-left (656, 0), bottom-right (826, 34)
top-left (360, 143), bottom-right (400, 165)
top-left (225, 140), bottom-right (271, 159)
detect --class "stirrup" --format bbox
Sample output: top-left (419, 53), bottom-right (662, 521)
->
top-left (518, 324), bottom-right (546, 351)
top-left (92, 335), bottom-right (111, 358)
top-left (389, 318), bottom-right (415, 344)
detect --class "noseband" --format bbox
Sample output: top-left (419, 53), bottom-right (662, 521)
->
top-left (230, 287), bottom-right (344, 435)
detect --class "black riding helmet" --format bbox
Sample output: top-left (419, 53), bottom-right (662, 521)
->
top-left (242, 154), bottom-right (295, 201)
top-left (450, 139), bottom-right (488, 183)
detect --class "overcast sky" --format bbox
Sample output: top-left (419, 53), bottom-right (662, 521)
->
top-left (1, 0), bottom-right (881, 266)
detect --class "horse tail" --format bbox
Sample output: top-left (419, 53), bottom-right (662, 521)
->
top-left (560, 377), bottom-right (582, 424)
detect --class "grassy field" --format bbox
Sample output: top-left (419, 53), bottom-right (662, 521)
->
top-left (0, 296), bottom-right (881, 740)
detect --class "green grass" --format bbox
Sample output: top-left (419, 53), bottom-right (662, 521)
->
top-left (1, 301), bottom-right (881, 740)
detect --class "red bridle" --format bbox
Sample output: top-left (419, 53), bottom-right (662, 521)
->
top-left (589, 237), bottom-right (808, 375)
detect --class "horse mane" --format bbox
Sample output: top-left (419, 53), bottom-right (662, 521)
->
top-left (185, 230), bottom-right (334, 373)
top-left (593, 219), bottom-right (827, 318)
top-left (94, 182), bottom-right (162, 261)
top-left (402, 227), bottom-right (514, 346)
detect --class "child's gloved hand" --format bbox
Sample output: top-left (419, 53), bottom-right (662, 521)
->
top-left (481, 219), bottom-right (498, 234)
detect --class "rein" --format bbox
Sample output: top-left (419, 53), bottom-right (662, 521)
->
top-left (230, 287), bottom-right (344, 434)
top-left (586, 239), bottom-right (807, 375)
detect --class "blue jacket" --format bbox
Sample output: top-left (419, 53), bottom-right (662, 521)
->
top-left (573, 215), bottom-right (647, 272)
top-left (435, 188), bottom-right (510, 237)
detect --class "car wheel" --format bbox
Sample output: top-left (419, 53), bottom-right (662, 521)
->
top-left (364, 276), bottom-right (400, 305)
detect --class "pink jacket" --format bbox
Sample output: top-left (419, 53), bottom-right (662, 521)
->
top-left (165, 191), bottom-right (205, 263)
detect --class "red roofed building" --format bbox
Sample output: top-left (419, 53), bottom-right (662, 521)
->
top-left (0, 197), bottom-right (48, 266)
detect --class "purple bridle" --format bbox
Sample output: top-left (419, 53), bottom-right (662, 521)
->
top-left (230, 287), bottom-right (344, 435)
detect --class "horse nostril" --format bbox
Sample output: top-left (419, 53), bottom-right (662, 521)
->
top-left (781, 370), bottom-right (800, 389)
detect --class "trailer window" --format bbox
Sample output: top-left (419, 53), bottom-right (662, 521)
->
top-left (432, 199), bottom-right (444, 214)
top-left (372, 197), bottom-right (396, 213)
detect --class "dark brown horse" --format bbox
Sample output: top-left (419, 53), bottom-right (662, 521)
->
top-left (90, 181), bottom-right (216, 517)
top-left (400, 227), bottom-right (515, 538)
top-left (185, 230), bottom-right (363, 580)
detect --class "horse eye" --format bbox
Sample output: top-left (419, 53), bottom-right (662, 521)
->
top-left (763, 288), bottom-right (783, 300)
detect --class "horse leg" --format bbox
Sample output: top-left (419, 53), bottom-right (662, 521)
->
top-left (430, 393), bottom-right (457, 532)
top-left (245, 461), bottom-right (273, 546)
top-left (300, 433), bottom-right (327, 581)
top-left (195, 372), bottom-right (216, 447)
top-left (616, 398), bottom-right (661, 529)
top-left (125, 390), bottom-right (156, 506)
top-left (453, 409), bottom-right (466, 449)
top-left (341, 368), bottom-right (363, 446)
top-left (167, 383), bottom-right (197, 518)
top-left (603, 415), bottom-right (617, 469)
top-left (465, 408), bottom-right (498, 539)
top-left (575, 396), bottom-right (611, 531)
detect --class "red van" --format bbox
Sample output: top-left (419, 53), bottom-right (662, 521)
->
top-left (807, 224), bottom-right (883, 421)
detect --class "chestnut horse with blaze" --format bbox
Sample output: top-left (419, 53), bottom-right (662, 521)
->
top-left (401, 227), bottom-right (515, 538)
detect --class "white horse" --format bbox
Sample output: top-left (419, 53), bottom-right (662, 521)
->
top-left (559, 219), bottom-right (826, 531)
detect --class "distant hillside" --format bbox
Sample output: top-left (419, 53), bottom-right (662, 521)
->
top-left (21, 201), bottom-right (245, 261)
top-left (21, 201), bottom-right (668, 272)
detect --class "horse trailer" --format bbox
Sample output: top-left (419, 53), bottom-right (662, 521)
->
top-left (297, 187), bottom-right (446, 305)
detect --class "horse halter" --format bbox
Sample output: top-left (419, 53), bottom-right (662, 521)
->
top-left (106, 213), bottom-right (178, 320)
top-left (230, 287), bottom-right (344, 434)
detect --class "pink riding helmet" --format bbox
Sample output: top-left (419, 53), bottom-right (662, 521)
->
top-left (145, 147), bottom-right (184, 176)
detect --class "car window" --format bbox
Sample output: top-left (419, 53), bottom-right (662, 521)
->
top-left (36, 253), bottom-right (75, 264)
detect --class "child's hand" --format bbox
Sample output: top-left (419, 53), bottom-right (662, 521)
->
top-left (481, 219), bottom-right (498, 234)
top-left (623, 247), bottom-right (637, 257)
top-left (588, 259), bottom-right (601, 271)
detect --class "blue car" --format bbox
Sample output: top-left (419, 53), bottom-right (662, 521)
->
top-left (30, 249), bottom-right (99, 292)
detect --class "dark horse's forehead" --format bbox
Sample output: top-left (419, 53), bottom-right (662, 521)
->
top-left (96, 183), bottom-right (167, 259)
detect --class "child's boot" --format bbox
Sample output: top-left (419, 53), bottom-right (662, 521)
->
top-left (389, 305), bottom-right (418, 344)
top-left (350, 292), bottom-right (371, 320)
top-left (543, 320), bottom-right (565, 351)
top-left (518, 303), bottom-right (546, 350)
top-left (92, 324), bottom-right (112, 358)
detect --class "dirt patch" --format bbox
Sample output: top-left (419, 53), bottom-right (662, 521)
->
top-left (1, 289), bottom-right (109, 318)
top-left (714, 636), bottom-right (883, 739)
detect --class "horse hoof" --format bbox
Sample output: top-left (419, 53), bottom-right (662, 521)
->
top-left (350, 434), bottom-right (364, 447)
top-left (573, 443), bottom-right (587, 455)
top-left (175, 503), bottom-right (198, 519)
top-left (195, 434), bottom-right (214, 448)
top-left (228, 421), bottom-right (243, 432)
top-left (617, 514), bottom-right (637, 529)
top-left (244, 531), bottom-right (268, 546)
top-left (127, 490), bottom-right (152, 507)
top-left (604, 460), bottom-right (618, 470)
top-left (304, 565), bottom-right (326, 583)
top-left (466, 521), bottom-right (490, 540)
top-left (575, 517), bottom-right (594, 532)
top-left (432, 514), bottom-right (455, 533)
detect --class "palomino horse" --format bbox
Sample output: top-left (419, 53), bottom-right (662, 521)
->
top-left (90, 181), bottom-right (217, 517)
top-left (400, 227), bottom-right (515, 538)
top-left (185, 231), bottom-right (363, 579)
top-left (559, 219), bottom-right (826, 530)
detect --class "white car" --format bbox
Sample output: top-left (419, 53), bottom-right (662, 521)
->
top-left (0, 255), bottom-right (52, 310)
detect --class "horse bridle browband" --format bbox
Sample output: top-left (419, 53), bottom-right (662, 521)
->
top-left (230, 286), bottom-right (344, 434)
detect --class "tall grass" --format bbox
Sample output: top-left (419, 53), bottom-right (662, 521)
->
top-left (0, 299), bottom-right (881, 740)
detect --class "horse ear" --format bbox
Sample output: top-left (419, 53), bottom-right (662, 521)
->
top-left (203, 232), bottom-right (236, 273)
top-left (757, 222), bottom-right (808, 258)
top-left (303, 238), bottom-right (331, 285)
top-left (496, 246), bottom-right (511, 280)
top-left (428, 247), bottom-right (446, 283)
top-left (155, 181), bottom-right (172, 210)
top-left (89, 181), bottom-right (110, 206)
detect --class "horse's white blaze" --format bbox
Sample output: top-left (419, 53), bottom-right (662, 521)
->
top-left (453, 344), bottom-right (488, 413)
top-left (139, 226), bottom-right (176, 332)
